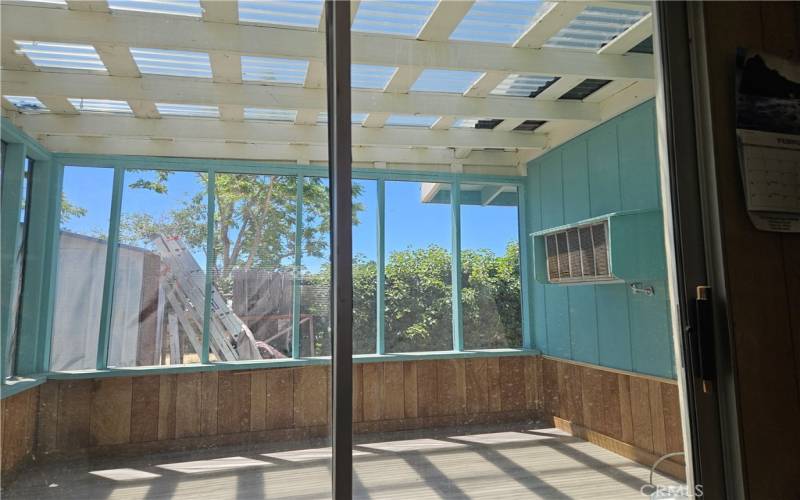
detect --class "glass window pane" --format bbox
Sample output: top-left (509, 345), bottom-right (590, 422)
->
top-left (300, 176), bottom-right (330, 357)
top-left (5, 157), bottom-right (33, 377)
top-left (51, 166), bottom-right (114, 371)
top-left (384, 181), bottom-right (452, 353)
top-left (353, 179), bottom-right (377, 355)
top-left (213, 173), bottom-right (297, 361)
top-left (108, 169), bottom-right (207, 367)
top-left (460, 184), bottom-right (522, 349)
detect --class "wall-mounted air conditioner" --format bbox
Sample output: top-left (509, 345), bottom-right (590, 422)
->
top-left (531, 209), bottom-right (666, 285)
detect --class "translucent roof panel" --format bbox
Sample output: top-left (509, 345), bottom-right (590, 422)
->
top-left (130, 48), bottom-right (212, 78)
top-left (15, 41), bottom-right (106, 72)
top-left (4, 96), bottom-right (48, 113)
top-left (544, 5), bottom-right (648, 51)
top-left (241, 56), bottom-right (308, 84)
top-left (352, 0), bottom-right (437, 37)
top-left (318, 112), bottom-right (369, 124)
top-left (67, 98), bottom-right (133, 114)
top-left (352, 64), bottom-right (397, 89)
top-left (238, 0), bottom-right (323, 27)
top-left (385, 114), bottom-right (439, 127)
top-left (107, 0), bottom-right (202, 17)
top-left (410, 69), bottom-right (483, 93)
top-left (450, 0), bottom-right (547, 45)
top-left (244, 108), bottom-right (298, 121)
top-left (490, 74), bottom-right (558, 98)
top-left (156, 103), bottom-right (219, 117)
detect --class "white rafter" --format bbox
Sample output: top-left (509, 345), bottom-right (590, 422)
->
top-left (65, 0), bottom-right (109, 13)
top-left (514, 2), bottom-right (586, 49)
top-left (200, 0), bottom-right (238, 23)
top-left (534, 75), bottom-right (584, 101)
top-left (417, 0), bottom-right (474, 41)
top-left (598, 13), bottom-right (653, 55)
top-left (14, 113), bottom-right (547, 150)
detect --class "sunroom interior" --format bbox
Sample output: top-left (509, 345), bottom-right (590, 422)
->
top-left (1, 1), bottom-right (687, 498)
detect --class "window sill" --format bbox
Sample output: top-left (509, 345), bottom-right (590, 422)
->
top-left (44, 348), bottom-right (540, 380)
top-left (1, 374), bottom-right (47, 399)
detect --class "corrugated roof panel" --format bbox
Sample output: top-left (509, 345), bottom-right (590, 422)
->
top-left (108, 0), bottom-right (202, 17)
top-left (559, 79), bottom-right (611, 100)
top-left (490, 74), bottom-right (558, 98)
top-left (15, 41), bottom-right (106, 72)
top-left (238, 0), bottom-right (323, 27)
top-left (130, 48), bottom-right (212, 78)
top-left (410, 69), bottom-right (483, 93)
top-left (244, 108), bottom-right (298, 121)
top-left (544, 5), bottom-right (648, 51)
top-left (156, 103), bottom-right (219, 117)
top-left (352, 0), bottom-right (437, 37)
top-left (450, 0), bottom-right (546, 45)
top-left (4, 96), bottom-right (49, 113)
top-left (385, 114), bottom-right (439, 127)
top-left (241, 56), bottom-right (309, 84)
top-left (352, 64), bottom-right (397, 89)
top-left (67, 98), bottom-right (133, 114)
top-left (453, 118), bottom-right (502, 129)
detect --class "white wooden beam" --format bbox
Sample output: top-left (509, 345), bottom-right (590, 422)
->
top-left (38, 96), bottom-right (78, 114)
top-left (494, 119), bottom-right (525, 132)
top-left (0, 4), bottom-right (654, 81)
top-left (93, 43), bottom-right (140, 77)
top-left (36, 136), bottom-right (523, 169)
top-left (128, 100), bottom-right (160, 119)
top-left (362, 112), bottom-right (389, 128)
top-left (219, 104), bottom-right (244, 121)
top-left (200, 0), bottom-right (238, 23)
top-left (65, 0), bottom-right (109, 13)
top-left (383, 66), bottom-right (422, 93)
top-left (15, 113), bottom-right (548, 150)
top-left (598, 13), bottom-right (653, 55)
top-left (463, 71), bottom-right (508, 98)
top-left (534, 75), bottom-right (584, 101)
top-left (1, 39), bottom-right (36, 71)
top-left (1, 69), bottom-right (602, 122)
top-left (431, 116), bottom-right (456, 130)
top-left (294, 109), bottom-right (318, 125)
top-left (304, 60), bottom-right (325, 88)
top-left (514, 2), bottom-right (585, 49)
top-left (209, 51), bottom-right (242, 83)
top-left (417, 0), bottom-right (474, 41)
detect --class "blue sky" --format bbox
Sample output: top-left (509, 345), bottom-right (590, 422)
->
top-left (61, 167), bottom-right (518, 273)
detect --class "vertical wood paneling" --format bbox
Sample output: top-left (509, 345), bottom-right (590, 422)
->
top-left (579, 366), bottom-right (603, 432)
top-left (57, 380), bottom-right (92, 450)
top-left (599, 371), bottom-right (622, 440)
top-left (568, 287), bottom-right (598, 364)
top-left (595, 285), bottom-right (632, 371)
top-left (617, 104), bottom-right (659, 212)
top-left (524, 356), bottom-right (540, 411)
top-left (648, 380), bottom-right (666, 454)
top-left (362, 362), bottom-right (384, 421)
top-left (293, 365), bottom-right (327, 427)
top-left (130, 375), bottom-right (160, 443)
top-left (200, 372), bottom-right (219, 436)
top-left (157, 375), bottom-right (177, 440)
top-left (402, 362), bottom-right (418, 418)
top-left (352, 363), bottom-right (364, 423)
top-left (617, 374), bottom-right (634, 444)
top-left (437, 359), bottom-right (466, 416)
top-left (587, 123), bottom-right (621, 217)
top-left (249, 371), bottom-right (267, 432)
top-left (544, 287), bottom-right (571, 358)
top-left (416, 360), bottom-right (438, 417)
top-left (383, 362), bottom-right (405, 420)
top-left (218, 371), bottom-right (250, 434)
top-left (465, 358), bottom-right (489, 414)
top-left (499, 357), bottom-right (525, 412)
top-left (542, 358), bottom-right (560, 417)
top-left (486, 357), bottom-right (501, 412)
top-left (37, 381), bottom-right (59, 453)
top-left (174, 373), bottom-right (202, 438)
top-left (90, 378), bottom-right (132, 446)
top-left (661, 383), bottom-right (683, 453)
top-left (266, 368), bottom-right (294, 429)
top-left (628, 376), bottom-right (653, 452)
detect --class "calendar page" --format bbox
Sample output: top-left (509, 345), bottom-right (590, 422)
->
top-left (736, 49), bottom-right (800, 232)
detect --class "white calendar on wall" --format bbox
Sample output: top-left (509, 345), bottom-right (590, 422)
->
top-left (736, 49), bottom-right (800, 233)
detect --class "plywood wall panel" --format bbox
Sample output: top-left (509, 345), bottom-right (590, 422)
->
top-left (266, 368), bottom-right (293, 430)
top-left (249, 371), bottom-right (267, 432)
top-left (130, 375), bottom-right (160, 443)
top-left (382, 362), bottom-right (405, 420)
top-left (402, 361), bottom-right (418, 418)
top-left (465, 358), bottom-right (489, 414)
top-left (175, 373), bottom-right (202, 438)
top-left (362, 363), bottom-right (384, 421)
top-left (200, 372), bottom-right (219, 436)
top-left (90, 378), bottom-right (132, 446)
top-left (57, 380), bottom-right (92, 450)
top-left (157, 375), bottom-right (177, 440)
top-left (217, 371), bottom-right (250, 434)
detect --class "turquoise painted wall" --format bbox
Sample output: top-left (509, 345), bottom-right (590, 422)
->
top-left (525, 100), bottom-right (676, 379)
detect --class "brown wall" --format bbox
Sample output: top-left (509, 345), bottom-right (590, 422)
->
top-left (0, 387), bottom-right (39, 481)
top-left (540, 357), bottom-right (684, 479)
top-left (702, 3), bottom-right (800, 498)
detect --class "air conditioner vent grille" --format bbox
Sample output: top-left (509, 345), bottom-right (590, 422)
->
top-left (544, 221), bottom-right (612, 283)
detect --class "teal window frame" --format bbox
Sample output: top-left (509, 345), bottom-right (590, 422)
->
top-left (1, 117), bottom-right (537, 393)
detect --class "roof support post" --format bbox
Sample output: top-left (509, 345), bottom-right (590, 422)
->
top-left (201, 171), bottom-right (216, 364)
top-left (451, 182), bottom-right (463, 352)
